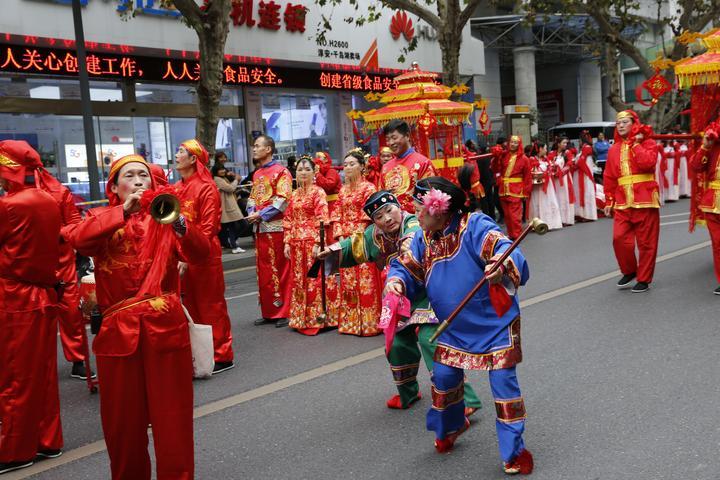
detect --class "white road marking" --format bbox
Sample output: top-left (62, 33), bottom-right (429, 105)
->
top-left (21, 240), bottom-right (713, 479)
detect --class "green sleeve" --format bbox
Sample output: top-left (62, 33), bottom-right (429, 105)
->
top-left (338, 225), bottom-right (379, 268)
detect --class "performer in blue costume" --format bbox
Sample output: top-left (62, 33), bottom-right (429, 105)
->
top-left (386, 176), bottom-right (534, 475)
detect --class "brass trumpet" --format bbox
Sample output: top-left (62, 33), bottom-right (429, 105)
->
top-left (150, 193), bottom-right (181, 225)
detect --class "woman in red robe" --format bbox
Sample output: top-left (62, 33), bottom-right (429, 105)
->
top-left (283, 156), bottom-right (334, 335)
top-left (333, 149), bottom-right (382, 336)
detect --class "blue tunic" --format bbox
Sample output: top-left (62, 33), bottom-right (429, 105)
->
top-left (388, 212), bottom-right (529, 370)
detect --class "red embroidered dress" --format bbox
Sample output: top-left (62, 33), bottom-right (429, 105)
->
top-left (333, 180), bottom-right (382, 336)
top-left (283, 185), bottom-right (336, 331)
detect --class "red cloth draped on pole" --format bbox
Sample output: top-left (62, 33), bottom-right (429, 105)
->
top-left (178, 139), bottom-right (234, 364)
top-left (0, 141), bottom-right (63, 465)
top-left (70, 154), bottom-right (210, 480)
top-left (491, 135), bottom-right (532, 239)
top-left (604, 110), bottom-right (660, 284)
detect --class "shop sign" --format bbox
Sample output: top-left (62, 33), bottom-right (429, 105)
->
top-left (0, 43), bottom-right (398, 92)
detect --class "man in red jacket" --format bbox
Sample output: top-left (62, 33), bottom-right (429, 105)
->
top-left (689, 124), bottom-right (720, 294)
top-left (603, 110), bottom-right (660, 293)
top-left (176, 139), bottom-right (235, 373)
top-left (2, 140), bottom-right (92, 380)
top-left (71, 155), bottom-right (209, 479)
top-left (491, 135), bottom-right (533, 239)
top-left (0, 141), bottom-right (63, 475)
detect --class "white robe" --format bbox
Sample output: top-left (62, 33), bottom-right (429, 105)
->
top-left (529, 161), bottom-right (563, 231)
top-left (678, 144), bottom-right (691, 198)
top-left (572, 150), bottom-right (598, 220)
top-left (552, 153), bottom-right (575, 225)
top-left (655, 151), bottom-right (666, 206)
top-left (663, 146), bottom-right (679, 201)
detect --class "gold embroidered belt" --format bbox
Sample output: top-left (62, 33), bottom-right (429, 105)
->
top-left (103, 293), bottom-right (172, 318)
top-left (502, 177), bottom-right (523, 184)
top-left (326, 194), bottom-right (339, 201)
top-left (618, 173), bottom-right (655, 186)
top-left (708, 181), bottom-right (720, 190)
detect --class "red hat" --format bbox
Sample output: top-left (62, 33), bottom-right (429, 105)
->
top-left (149, 163), bottom-right (169, 186)
top-left (180, 139), bottom-right (212, 183)
top-left (105, 154), bottom-right (153, 206)
top-left (0, 140), bottom-right (42, 187)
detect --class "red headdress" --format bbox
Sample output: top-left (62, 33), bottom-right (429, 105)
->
top-left (0, 140), bottom-right (39, 188)
top-left (614, 110), bottom-right (653, 143)
top-left (180, 139), bottom-right (213, 183)
top-left (106, 154), bottom-right (154, 206)
top-left (149, 163), bottom-right (169, 187)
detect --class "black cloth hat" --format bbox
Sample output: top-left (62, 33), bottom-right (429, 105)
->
top-left (363, 190), bottom-right (400, 218)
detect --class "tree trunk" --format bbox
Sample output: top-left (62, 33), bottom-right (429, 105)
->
top-left (438, 30), bottom-right (462, 87)
top-left (196, 25), bottom-right (228, 157)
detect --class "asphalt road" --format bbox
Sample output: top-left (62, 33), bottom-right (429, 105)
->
top-left (9, 198), bottom-right (720, 480)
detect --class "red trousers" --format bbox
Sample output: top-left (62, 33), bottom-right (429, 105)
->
top-left (182, 259), bottom-right (234, 363)
top-left (57, 257), bottom-right (86, 363)
top-left (501, 198), bottom-right (524, 240)
top-left (0, 305), bottom-right (63, 462)
top-left (705, 213), bottom-right (720, 283)
top-left (612, 208), bottom-right (660, 283)
top-left (97, 330), bottom-right (194, 480)
top-left (255, 231), bottom-right (291, 319)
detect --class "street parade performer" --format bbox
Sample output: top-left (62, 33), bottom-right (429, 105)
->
top-left (0, 141), bottom-right (63, 475)
top-left (491, 135), bottom-right (532, 239)
top-left (70, 154), bottom-right (210, 479)
top-left (603, 110), bottom-right (660, 293)
top-left (0, 140), bottom-right (91, 379)
top-left (381, 119), bottom-right (436, 213)
top-left (548, 137), bottom-right (576, 226)
top-left (282, 156), bottom-right (335, 335)
top-left (689, 122), bottom-right (720, 295)
top-left (573, 131), bottom-right (598, 221)
top-left (316, 190), bottom-right (483, 414)
top-left (332, 149), bottom-right (382, 336)
top-left (175, 139), bottom-right (235, 373)
top-left (247, 135), bottom-right (293, 328)
top-left (385, 177), bottom-right (533, 475)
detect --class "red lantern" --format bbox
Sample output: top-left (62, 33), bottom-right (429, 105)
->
top-left (635, 71), bottom-right (672, 107)
top-left (417, 112), bottom-right (437, 135)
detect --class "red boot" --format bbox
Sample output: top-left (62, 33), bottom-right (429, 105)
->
top-left (386, 392), bottom-right (422, 409)
top-left (503, 448), bottom-right (534, 475)
top-left (434, 417), bottom-right (470, 453)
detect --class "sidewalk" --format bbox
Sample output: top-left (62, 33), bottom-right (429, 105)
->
top-left (221, 236), bottom-right (256, 271)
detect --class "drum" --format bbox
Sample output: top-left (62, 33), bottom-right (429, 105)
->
top-left (79, 274), bottom-right (97, 322)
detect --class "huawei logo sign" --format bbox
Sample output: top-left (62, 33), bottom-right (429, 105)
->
top-left (390, 11), bottom-right (414, 42)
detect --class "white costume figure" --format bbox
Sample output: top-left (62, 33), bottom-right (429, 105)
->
top-left (529, 158), bottom-right (563, 231)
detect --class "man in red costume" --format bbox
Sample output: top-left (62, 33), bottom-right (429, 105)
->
top-left (71, 155), bottom-right (209, 480)
top-left (604, 110), bottom-right (660, 293)
top-left (246, 135), bottom-right (293, 328)
top-left (176, 139), bottom-right (234, 373)
top-left (2, 140), bottom-right (92, 380)
top-left (381, 119), bottom-right (436, 213)
top-left (491, 135), bottom-right (532, 239)
top-left (689, 123), bottom-right (720, 295)
top-left (0, 141), bottom-right (63, 475)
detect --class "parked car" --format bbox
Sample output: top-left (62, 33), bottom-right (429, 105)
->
top-left (546, 122), bottom-right (615, 146)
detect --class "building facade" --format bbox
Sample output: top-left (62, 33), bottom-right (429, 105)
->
top-left (0, 0), bottom-right (484, 197)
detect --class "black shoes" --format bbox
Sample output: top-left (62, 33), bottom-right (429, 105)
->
top-left (714, 286), bottom-right (720, 295)
top-left (631, 282), bottom-right (650, 293)
top-left (254, 317), bottom-right (289, 328)
top-left (0, 460), bottom-right (34, 474)
top-left (212, 362), bottom-right (235, 375)
top-left (70, 362), bottom-right (96, 380)
top-left (36, 450), bottom-right (63, 459)
top-left (617, 273), bottom-right (636, 289)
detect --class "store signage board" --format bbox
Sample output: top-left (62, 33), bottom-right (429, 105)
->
top-left (0, 43), bottom-right (399, 92)
top-left (12, 0), bottom-right (484, 75)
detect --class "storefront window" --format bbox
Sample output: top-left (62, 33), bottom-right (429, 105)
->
top-left (259, 91), bottom-right (341, 163)
top-left (135, 83), bottom-right (243, 106)
top-left (0, 113), bottom-right (249, 200)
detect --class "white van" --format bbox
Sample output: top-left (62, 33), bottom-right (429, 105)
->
top-left (546, 122), bottom-right (615, 145)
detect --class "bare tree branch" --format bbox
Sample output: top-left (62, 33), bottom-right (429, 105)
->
top-left (381, 0), bottom-right (442, 28)
top-left (171, 0), bottom-right (203, 26)
top-left (459, 0), bottom-right (483, 30)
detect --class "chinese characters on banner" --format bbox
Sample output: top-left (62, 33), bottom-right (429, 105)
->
top-left (231, 0), bottom-right (307, 33)
top-left (0, 44), bottom-right (398, 93)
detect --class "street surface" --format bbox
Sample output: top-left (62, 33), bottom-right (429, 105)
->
top-left (8, 198), bottom-right (720, 480)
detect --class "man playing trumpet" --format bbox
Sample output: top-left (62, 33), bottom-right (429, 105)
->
top-left (70, 155), bottom-right (210, 479)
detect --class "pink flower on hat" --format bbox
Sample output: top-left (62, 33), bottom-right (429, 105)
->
top-left (423, 188), bottom-right (451, 216)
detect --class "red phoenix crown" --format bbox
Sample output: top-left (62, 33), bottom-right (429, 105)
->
top-left (390, 11), bottom-right (414, 42)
